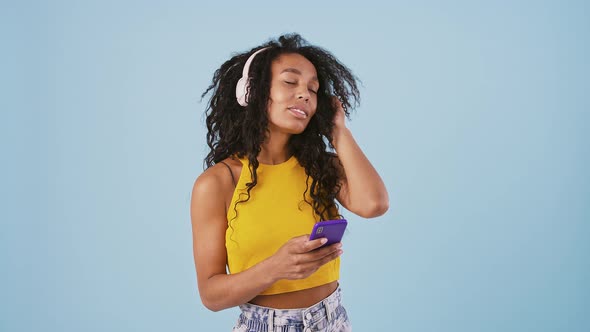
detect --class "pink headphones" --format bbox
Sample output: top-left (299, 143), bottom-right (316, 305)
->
top-left (235, 47), bottom-right (270, 107)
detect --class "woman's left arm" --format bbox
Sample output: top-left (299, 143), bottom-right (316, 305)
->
top-left (331, 99), bottom-right (389, 218)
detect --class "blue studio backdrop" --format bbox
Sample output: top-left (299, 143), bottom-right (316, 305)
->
top-left (2, 1), bottom-right (588, 331)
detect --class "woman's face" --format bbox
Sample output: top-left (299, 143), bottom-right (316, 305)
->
top-left (266, 53), bottom-right (319, 135)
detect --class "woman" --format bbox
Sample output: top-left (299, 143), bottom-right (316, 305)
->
top-left (191, 33), bottom-right (388, 331)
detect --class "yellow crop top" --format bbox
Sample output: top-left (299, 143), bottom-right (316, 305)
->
top-left (225, 154), bottom-right (340, 295)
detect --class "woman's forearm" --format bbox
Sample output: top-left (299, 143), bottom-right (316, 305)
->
top-left (200, 259), bottom-right (276, 312)
top-left (332, 127), bottom-right (389, 217)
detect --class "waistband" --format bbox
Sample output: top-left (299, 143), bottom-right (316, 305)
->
top-left (237, 286), bottom-right (343, 330)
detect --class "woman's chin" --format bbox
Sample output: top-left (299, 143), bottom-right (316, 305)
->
top-left (275, 123), bottom-right (308, 135)
top-left (267, 118), bottom-right (310, 135)
top-left (287, 126), bottom-right (308, 135)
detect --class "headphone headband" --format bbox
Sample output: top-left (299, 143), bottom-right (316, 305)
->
top-left (235, 47), bottom-right (270, 107)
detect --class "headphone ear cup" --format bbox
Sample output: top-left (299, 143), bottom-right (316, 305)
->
top-left (235, 76), bottom-right (249, 106)
top-left (235, 47), bottom-right (269, 107)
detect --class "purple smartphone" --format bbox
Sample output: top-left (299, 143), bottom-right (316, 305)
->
top-left (309, 219), bottom-right (348, 247)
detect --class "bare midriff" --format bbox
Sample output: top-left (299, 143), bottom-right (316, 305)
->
top-left (248, 281), bottom-right (338, 309)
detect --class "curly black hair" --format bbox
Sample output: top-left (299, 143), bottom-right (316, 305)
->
top-left (201, 33), bottom-right (360, 222)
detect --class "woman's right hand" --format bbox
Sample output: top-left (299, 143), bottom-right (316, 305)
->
top-left (267, 235), bottom-right (343, 281)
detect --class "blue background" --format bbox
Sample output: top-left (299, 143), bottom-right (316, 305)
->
top-left (2, 0), bottom-right (588, 331)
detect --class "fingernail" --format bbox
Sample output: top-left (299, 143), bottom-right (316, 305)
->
top-left (321, 238), bottom-right (328, 244)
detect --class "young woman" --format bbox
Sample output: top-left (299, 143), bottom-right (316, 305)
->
top-left (191, 33), bottom-right (389, 331)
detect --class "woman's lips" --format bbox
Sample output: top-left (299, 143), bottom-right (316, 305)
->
top-left (288, 107), bottom-right (308, 119)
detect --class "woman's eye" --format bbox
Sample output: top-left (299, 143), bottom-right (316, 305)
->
top-left (284, 81), bottom-right (317, 94)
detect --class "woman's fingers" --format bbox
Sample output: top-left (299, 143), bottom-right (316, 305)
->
top-left (294, 247), bottom-right (343, 278)
top-left (307, 243), bottom-right (342, 261)
top-left (288, 235), bottom-right (327, 254)
top-left (275, 235), bottom-right (343, 280)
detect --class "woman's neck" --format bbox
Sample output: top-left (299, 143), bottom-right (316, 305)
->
top-left (258, 130), bottom-right (292, 165)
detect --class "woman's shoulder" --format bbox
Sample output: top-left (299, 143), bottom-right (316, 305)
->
top-left (192, 157), bottom-right (242, 199)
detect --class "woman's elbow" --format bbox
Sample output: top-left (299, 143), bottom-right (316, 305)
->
top-left (200, 292), bottom-right (225, 312)
top-left (205, 304), bottom-right (223, 313)
top-left (356, 198), bottom-right (389, 218)
top-left (201, 297), bottom-right (223, 312)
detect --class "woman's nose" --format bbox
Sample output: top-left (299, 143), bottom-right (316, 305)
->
top-left (296, 87), bottom-right (310, 101)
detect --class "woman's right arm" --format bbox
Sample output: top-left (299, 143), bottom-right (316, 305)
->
top-left (190, 170), bottom-right (341, 312)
